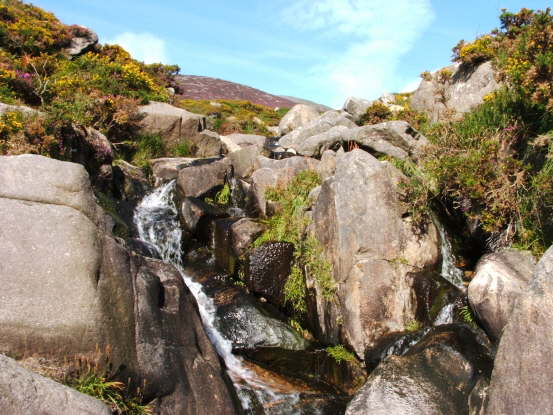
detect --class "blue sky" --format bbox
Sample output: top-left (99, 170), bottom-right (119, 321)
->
top-left (32, 0), bottom-right (552, 107)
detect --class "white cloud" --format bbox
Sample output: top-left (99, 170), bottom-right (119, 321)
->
top-left (282, 0), bottom-right (434, 107)
top-left (106, 32), bottom-right (168, 64)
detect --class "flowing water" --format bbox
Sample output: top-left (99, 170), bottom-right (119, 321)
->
top-left (134, 181), bottom-right (302, 414)
top-left (434, 217), bottom-right (465, 289)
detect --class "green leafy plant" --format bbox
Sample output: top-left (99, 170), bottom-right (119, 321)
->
top-left (255, 171), bottom-right (335, 314)
top-left (458, 305), bottom-right (477, 328)
top-left (326, 345), bottom-right (355, 363)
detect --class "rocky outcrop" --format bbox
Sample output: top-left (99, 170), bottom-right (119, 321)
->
top-left (229, 145), bottom-right (263, 178)
top-left (0, 354), bottom-right (111, 415)
top-left (65, 26), bottom-right (98, 56)
top-left (288, 120), bottom-right (428, 159)
top-left (278, 104), bottom-right (320, 135)
top-left (150, 157), bottom-right (197, 185)
top-left (486, 246), bottom-right (553, 414)
top-left (311, 150), bottom-right (440, 358)
top-left (410, 61), bottom-right (499, 122)
top-left (223, 133), bottom-right (266, 150)
top-left (278, 110), bottom-right (356, 150)
top-left (0, 154), bottom-right (238, 415)
top-left (346, 325), bottom-right (493, 415)
top-left (230, 218), bottom-right (265, 257)
top-left (176, 157), bottom-right (230, 198)
top-left (251, 155), bottom-right (319, 215)
top-left (468, 248), bottom-right (536, 340)
top-left (188, 129), bottom-right (224, 157)
top-left (138, 101), bottom-right (207, 148)
top-left (342, 96), bottom-right (372, 123)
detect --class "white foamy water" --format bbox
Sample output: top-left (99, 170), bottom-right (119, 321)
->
top-left (433, 217), bottom-right (465, 289)
top-left (133, 181), bottom-right (299, 413)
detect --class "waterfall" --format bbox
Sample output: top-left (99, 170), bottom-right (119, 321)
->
top-left (133, 181), bottom-right (300, 413)
top-left (433, 217), bottom-right (465, 289)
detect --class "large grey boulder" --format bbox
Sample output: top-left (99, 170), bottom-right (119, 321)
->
top-left (342, 96), bottom-right (373, 123)
top-left (0, 354), bottom-right (110, 415)
top-left (278, 104), bottom-right (320, 135)
top-left (251, 156), bottom-right (319, 216)
top-left (290, 120), bottom-right (428, 159)
top-left (65, 26), bottom-right (99, 56)
top-left (278, 110), bottom-right (356, 150)
top-left (223, 133), bottom-right (266, 149)
top-left (486, 246), bottom-right (553, 415)
top-left (0, 154), bottom-right (238, 415)
top-left (346, 325), bottom-right (493, 415)
top-left (229, 145), bottom-right (263, 178)
top-left (410, 61), bottom-right (499, 122)
top-left (176, 157), bottom-right (230, 198)
top-left (311, 150), bottom-right (440, 357)
top-left (188, 130), bottom-right (224, 157)
top-left (468, 248), bottom-right (536, 340)
top-left (150, 157), bottom-right (197, 185)
top-left (138, 102), bottom-right (207, 148)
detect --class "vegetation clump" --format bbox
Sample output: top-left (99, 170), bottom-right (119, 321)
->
top-left (178, 98), bottom-right (288, 136)
top-left (255, 171), bottom-right (335, 315)
top-left (400, 8), bottom-right (553, 255)
top-left (326, 345), bottom-right (355, 363)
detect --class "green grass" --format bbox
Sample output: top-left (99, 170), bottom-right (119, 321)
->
top-left (71, 371), bottom-right (151, 415)
top-left (325, 345), bottom-right (356, 363)
top-left (254, 170), bottom-right (335, 315)
top-left (131, 133), bottom-right (165, 168)
top-left (405, 320), bottom-right (423, 332)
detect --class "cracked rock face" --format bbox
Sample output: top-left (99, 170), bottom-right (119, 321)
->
top-left (310, 150), bottom-right (440, 357)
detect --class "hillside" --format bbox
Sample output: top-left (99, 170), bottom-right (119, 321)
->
top-left (175, 74), bottom-right (297, 108)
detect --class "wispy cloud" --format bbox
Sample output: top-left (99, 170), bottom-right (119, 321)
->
top-left (107, 32), bottom-right (168, 64)
top-left (282, 0), bottom-right (434, 107)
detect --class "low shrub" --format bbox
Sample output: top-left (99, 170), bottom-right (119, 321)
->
top-left (325, 345), bottom-right (355, 363)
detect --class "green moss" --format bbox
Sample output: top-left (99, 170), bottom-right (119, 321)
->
top-left (95, 191), bottom-right (129, 238)
top-left (405, 320), bottom-right (423, 332)
top-left (326, 345), bottom-right (356, 363)
top-left (255, 170), bottom-right (335, 315)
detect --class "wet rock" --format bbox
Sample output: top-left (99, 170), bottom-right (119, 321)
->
top-left (468, 248), bottom-right (536, 340)
top-left (244, 347), bottom-right (367, 396)
top-left (188, 129), bottom-right (224, 157)
top-left (310, 150), bottom-right (440, 358)
top-left (112, 159), bottom-right (150, 202)
top-left (251, 156), bottom-right (319, 216)
top-left (214, 218), bottom-right (240, 274)
top-left (486, 246), bottom-right (553, 414)
top-left (176, 157), bottom-right (230, 198)
top-left (342, 96), bottom-right (373, 123)
top-left (138, 101), bottom-right (206, 148)
top-left (179, 197), bottom-right (226, 235)
top-left (346, 324), bottom-right (493, 415)
top-left (230, 218), bottom-right (265, 257)
top-left (468, 377), bottom-right (489, 415)
top-left (278, 104), bottom-right (320, 135)
top-left (410, 61), bottom-right (499, 123)
top-left (278, 110), bottom-right (356, 150)
top-left (216, 288), bottom-right (309, 351)
top-left (245, 242), bottom-right (294, 307)
top-left (0, 354), bottom-right (111, 415)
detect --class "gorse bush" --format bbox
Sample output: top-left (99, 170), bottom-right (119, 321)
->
top-left (179, 99), bottom-right (289, 136)
top-left (401, 8), bottom-right (553, 255)
top-left (255, 171), bottom-right (335, 315)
